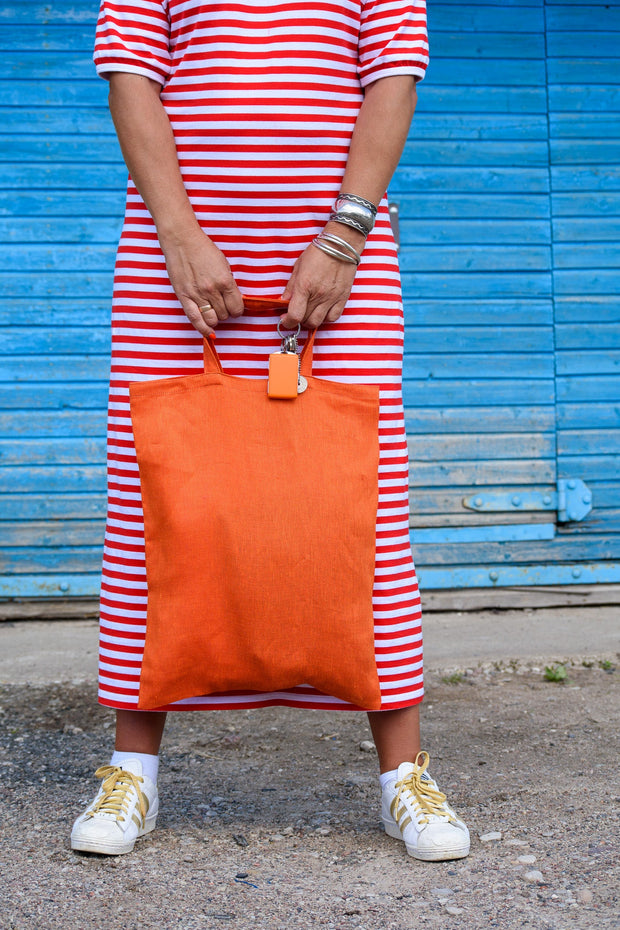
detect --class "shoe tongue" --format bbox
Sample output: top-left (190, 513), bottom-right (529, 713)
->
top-left (116, 758), bottom-right (143, 777)
top-left (396, 761), bottom-right (415, 778)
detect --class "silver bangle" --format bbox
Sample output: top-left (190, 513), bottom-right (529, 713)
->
top-left (317, 232), bottom-right (361, 265)
top-left (337, 192), bottom-right (378, 217)
top-left (330, 197), bottom-right (376, 236)
top-left (329, 214), bottom-right (371, 237)
top-left (311, 237), bottom-right (358, 265)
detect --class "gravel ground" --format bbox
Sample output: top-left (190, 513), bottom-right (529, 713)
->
top-left (0, 653), bottom-right (618, 930)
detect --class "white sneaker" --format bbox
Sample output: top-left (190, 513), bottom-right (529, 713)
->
top-left (71, 759), bottom-right (159, 855)
top-left (382, 752), bottom-right (470, 861)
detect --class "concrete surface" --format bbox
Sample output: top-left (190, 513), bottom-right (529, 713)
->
top-left (0, 605), bottom-right (617, 686)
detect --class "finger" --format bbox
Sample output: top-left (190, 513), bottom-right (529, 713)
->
top-left (196, 300), bottom-right (220, 328)
top-left (305, 302), bottom-right (333, 330)
top-left (279, 292), bottom-right (309, 329)
top-left (325, 300), bottom-right (347, 323)
top-left (221, 284), bottom-right (245, 319)
top-left (183, 299), bottom-right (216, 336)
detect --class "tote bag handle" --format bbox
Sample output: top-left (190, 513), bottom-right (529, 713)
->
top-left (203, 328), bottom-right (317, 376)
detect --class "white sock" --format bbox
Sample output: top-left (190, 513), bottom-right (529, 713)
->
top-left (379, 769), bottom-right (398, 790)
top-left (110, 750), bottom-right (159, 785)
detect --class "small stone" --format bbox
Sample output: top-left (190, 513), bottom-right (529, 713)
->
top-left (577, 889), bottom-right (593, 904)
top-left (505, 839), bottom-right (529, 847)
top-left (282, 827), bottom-right (294, 836)
top-left (445, 906), bottom-right (464, 916)
top-left (540, 829), bottom-right (555, 837)
top-left (430, 887), bottom-right (454, 898)
top-left (359, 740), bottom-right (376, 753)
top-left (517, 854), bottom-right (537, 864)
top-left (479, 831), bottom-right (502, 843)
top-left (315, 827), bottom-right (332, 836)
top-left (523, 870), bottom-right (544, 883)
top-left (269, 834), bottom-right (285, 842)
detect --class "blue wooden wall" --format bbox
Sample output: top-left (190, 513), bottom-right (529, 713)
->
top-left (1, 1), bottom-right (619, 599)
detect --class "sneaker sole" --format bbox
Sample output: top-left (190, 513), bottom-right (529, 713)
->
top-left (71, 814), bottom-right (157, 856)
top-left (383, 818), bottom-right (470, 862)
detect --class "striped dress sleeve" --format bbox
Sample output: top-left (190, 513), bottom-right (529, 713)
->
top-left (358, 0), bottom-right (429, 87)
top-left (93, 0), bottom-right (172, 85)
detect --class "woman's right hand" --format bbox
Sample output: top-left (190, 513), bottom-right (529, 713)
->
top-left (159, 225), bottom-right (245, 336)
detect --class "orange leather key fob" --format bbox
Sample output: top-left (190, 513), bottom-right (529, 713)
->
top-left (268, 352), bottom-right (299, 398)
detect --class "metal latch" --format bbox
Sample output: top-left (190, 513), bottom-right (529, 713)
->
top-left (462, 478), bottom-right (593, 523)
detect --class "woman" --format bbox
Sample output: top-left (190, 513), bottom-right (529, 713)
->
top-left (71, 0), bottom-right (470, 861)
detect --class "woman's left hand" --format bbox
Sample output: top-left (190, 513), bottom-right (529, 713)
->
top-left (279, 222), bottom-right (366, 329)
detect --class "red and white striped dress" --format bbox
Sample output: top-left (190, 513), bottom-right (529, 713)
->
top-left (94, 0), bottom-right (429, 712)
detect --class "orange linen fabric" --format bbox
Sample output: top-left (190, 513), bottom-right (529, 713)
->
top-left (129, 328), bottom-right (382, 710)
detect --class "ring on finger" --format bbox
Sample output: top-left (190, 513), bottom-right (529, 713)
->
top-left (199, 303), bottom-right (214, 314)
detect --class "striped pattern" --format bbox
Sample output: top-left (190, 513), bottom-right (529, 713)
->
top-left (94, 0), bottom-right (428, 711)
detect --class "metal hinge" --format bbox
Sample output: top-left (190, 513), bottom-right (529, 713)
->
top-left (462, 478), bottom-right (593, 523)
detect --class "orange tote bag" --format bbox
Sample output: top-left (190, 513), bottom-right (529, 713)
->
top-left (129, 324), bottom-right (382, 710)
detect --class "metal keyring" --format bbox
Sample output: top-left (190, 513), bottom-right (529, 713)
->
top-left (277, 320), bottom-right (301, 340)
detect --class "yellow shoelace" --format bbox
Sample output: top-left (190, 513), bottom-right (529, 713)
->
top-left (86, 765), bottom-right (148, 824)
top-left (393, 751), bottom-right (455, 825)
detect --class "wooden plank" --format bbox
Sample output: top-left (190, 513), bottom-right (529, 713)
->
top-left (0, 163), bottom-right (126, 189)
top-left (0, 107), bottom-right (113, 134)
top-left (556, 350), bottom-right (620, 375)
top-left (412, 523), bottom-right (556, 544)
top-left (547, 60), bottom-right (620, 85)
top-left (545, 6), bottom-right (620, 30)
top-left (553, 243), bottom-right (620, 269)
top-left (413, 535), bottom-right (620, 566)
top-left (0, 51), bottom-right (94, 80)
top-left (0, 520), bottom-right (104, 546)
top-left (547, 32), bottom-right (620, 58)
top-left (0, 548), bottom-right (102, 573)
top-left (553, 218), bottom-right (620, 242)
top-left (557, 403), bottom-right (620, 429)
top-left (410, 511), bottom-right (554, 528)
top-left (417, 562), bottom-right (620, 589)
top-left (0, 598), bottom-right (100, 621)
top-left (553, 270), bottom-right (619, 295)
top-left (402, 353), bottom-right (555, 379)
top-left (547, 85), bottom-right (620, 112)
top-left (551, 166), bottom-right (620, 191)
top-left (0, 190), bottom-right (124, 217)
top-left (415, 86), bottom-right (547, 114)
top-left (556, 375), bottom-right (620, 402)
top-left (558, 454), bottom-right (620, 482)
top-left (0, 465), bottom-right (106, 493)
top-left (403, 379), bottom-right (555, 406)
top-left (551, 140), bottom-right (620, 165)
top-left (420, 584), bottom-right (620, 612)
top-left (1, 328), bottom-right (111, 355)
top-left (399, 219), bottom-right (550, 245)
top-left (0, 24), bottom-right (97, 51)
top-left (404, 405), bottom-right (555, 434)
top-left (409, 485), bottom-right (556, 514)
top-left (0, 300), bottom-right (111, 327)
top-left (392, 167), bottom-right (549, 194)
top-left (0, 217), bottom-right (121, 245)
top-left (557, 430), bottom-right (620, 457)
top-left (550, 113), bottom-right (620, 139)
top-left (409, 459), bottom-right (556, 487)
top-left (0, 574), bottom-right (99, 598)
top-left (427, 6), bottom-right (545, 32)
top-left (555, 323), bottom-right (620, 349)
top-left (411, 114), bottom-right (549, 141)
top-left (1, 356), bottom-right (113, 381)
top-left (0, 135), bottom-right (123, 163)
top-left (0, 79), bottom-right (107, 108)
top-left (1, 244), bottom-right (117, 272)
top-left (0, 437), bottom-right (106, 465)
top-left (552, 192), bottom-right (620, 217)
top-left (432, 32), bottom-right (545, 60)
top-left (0, 410), bottom-right (106, 439)
top-left (0, 384), bottom-right (107, 410)
top-left (407, 432), bottom-right (555, 462)
top-left (402, 268), bottom-right (553, 296)
top-left (402, 325), bottom-right (553, 352)
top-left (1, 494), bottom-right (106, 520)
top-left (554, 298), bottom-right (620, 322)
top-left (405, 300), bottom-right (553, 326)
top-left (0, 3), bottom-right (102, 25)
top-left (557, 509), bottom-right (620, 535)
top-left (424, 59), bottom-right (547, 87)
top-left (399, 245), bottom-right (550, 273)
top-left (389, 193), bottom-right (550, 220)
top-left (0, 272), bottom-right (114, 298)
